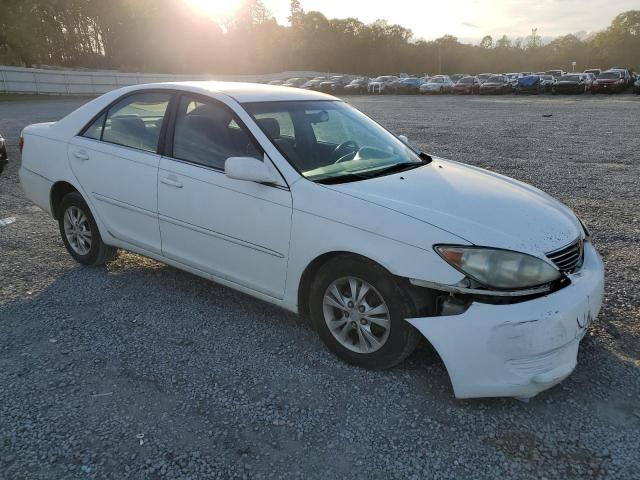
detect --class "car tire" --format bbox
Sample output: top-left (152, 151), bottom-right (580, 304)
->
top-left (58, 192), bottom-right (117, 266)
top-left (309, 255), bottom-right (421, 370)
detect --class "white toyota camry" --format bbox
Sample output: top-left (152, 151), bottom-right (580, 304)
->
top-left (19, 82), bottom-right (604, 399)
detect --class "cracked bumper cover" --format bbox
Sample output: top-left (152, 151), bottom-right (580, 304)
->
top-left (407, 242), bottom-right (604, 399)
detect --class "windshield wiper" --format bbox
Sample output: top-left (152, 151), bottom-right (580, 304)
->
top-left (362, 160), bottom-right (427, 178)
top-left (315, 172), bottom-right (371, 184)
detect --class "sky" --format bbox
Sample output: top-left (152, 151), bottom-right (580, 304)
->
top-left (256, 0), bottom-right (637, 42)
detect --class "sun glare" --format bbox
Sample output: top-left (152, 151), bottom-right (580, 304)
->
top-left (185, 0), bottom-right (243, 20)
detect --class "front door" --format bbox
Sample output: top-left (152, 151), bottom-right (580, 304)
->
top-left (157, 95), bottom-right (292, 298)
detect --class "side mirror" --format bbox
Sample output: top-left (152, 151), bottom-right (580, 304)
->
top-left (398, 135), bottom-right (409, 144)
top-left (225, 156), bottom-right (281, 185)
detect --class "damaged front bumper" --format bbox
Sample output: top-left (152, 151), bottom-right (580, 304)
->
top-left (406, 242), bottom-right (604, 399)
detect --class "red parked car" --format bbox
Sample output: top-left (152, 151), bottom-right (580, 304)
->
top-left (452, 76), bottom-right (481, 94)
top-left (591, 71), bottom-right (627, 94)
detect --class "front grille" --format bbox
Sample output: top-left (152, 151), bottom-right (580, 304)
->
top-left (546, 239), bottom-right (584, 273)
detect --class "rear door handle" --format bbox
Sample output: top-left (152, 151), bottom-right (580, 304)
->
top-left (73, 151), bottom-right (90, 161)
top-left (160, 176), bottom-right (183, 188)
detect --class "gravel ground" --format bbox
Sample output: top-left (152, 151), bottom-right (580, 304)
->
top-left (1, 94), bottom-right (639, 480)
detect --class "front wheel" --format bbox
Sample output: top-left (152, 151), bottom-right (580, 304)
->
top-left (58, 192), bottom-right (117, 266)
top-left (309, 256), bottom-right (420, 370)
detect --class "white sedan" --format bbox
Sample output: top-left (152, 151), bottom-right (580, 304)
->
top-left (19, 82), bottom-right (604, 399)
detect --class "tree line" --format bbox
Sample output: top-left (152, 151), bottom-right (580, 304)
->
top-left (0, 0), bottom-right (638, 75)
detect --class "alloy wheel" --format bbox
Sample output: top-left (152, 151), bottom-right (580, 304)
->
top-left (322, 276), bottom-right (391, 354)
top-left (63, 206), bottom-right (92, 255)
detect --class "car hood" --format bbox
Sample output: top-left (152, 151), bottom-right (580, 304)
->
top-left (324, 158), bottom-right (581, 255)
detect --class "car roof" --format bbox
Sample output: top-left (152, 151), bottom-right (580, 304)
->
top-left (126, 81), bottom-right (338, 103)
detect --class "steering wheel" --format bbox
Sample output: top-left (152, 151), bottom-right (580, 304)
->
top-left (331, 140), bottom-right (360, 163)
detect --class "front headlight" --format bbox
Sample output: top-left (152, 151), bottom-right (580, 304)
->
top-left (435, 246), bottom-right (561, 290)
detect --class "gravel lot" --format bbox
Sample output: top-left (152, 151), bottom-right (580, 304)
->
top-left (1, 94), bottom-right (639, 479)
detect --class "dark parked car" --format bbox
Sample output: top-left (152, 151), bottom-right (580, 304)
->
top-left (0, 132), bottom-right (7, 176)
top-left (281, 77), bottom-right (308, 88)
top-left (394, 77), bottom-right (425, 94)
top-left (515, 75), bottom-right (544, 94)
top-left (591, 71), bottom-right (627, 94)
top-left (300, 77), bottom-right (327, 90)
top-left (634, 77), bottom-right (640, 94)
top-left (552, 74), bottom-right (589, 94)
top-left (319, 76), bottom-right (352, 93)
top-left (479, 75), bottom-right (512, 94)
top-left (343, 78), bottom-right (369, 94)
top-left (452, 76), bottom-right (481, 94)
top-left (449, 74), bottom-right (469, 84)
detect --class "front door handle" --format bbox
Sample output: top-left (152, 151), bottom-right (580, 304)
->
top-left (160, 176), bottom-right (183, 188)
top-left (73, 150), bottom-right (90, 161)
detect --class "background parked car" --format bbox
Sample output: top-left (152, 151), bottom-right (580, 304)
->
top-left (540, 75), bottom-right (555, 92)
top-left (546, 69), bottom-right (565, 78)
top-left (419, 75), bottom-right (454, 94)
top-left (634, 76), bottom-right (640, 94)
top-left (584, 68), bottom-right (602, 77)
top-left (368, 75), bottom-right (399, 94)
top-left (479, 75), bottom-right (512, 94)
top-left (476, 73), bottom-right (493, 84)
top-left (505, 73), bottom-right (521, 88)
top-left (0, 132), bottom-right (7, 176)
top-left (394, 77), bottom-right (425, 94)
top-left (452, 76), bottom-right (481, 94)
top-left (319, 76), bottom-right (352, 93)
top-left (449, 74), bottom-right (469, 84)
top-left (607, 67), bottom-right (633, 86)
top-left (281, 77), bottom-right (309, 88)
top-left (343, 78), bottom-right (369, 94)
top-left (267, 79), bottom-right (284, 86)
top-left (515, 75), bottom-right (544, 94)
top-left (582, 72), bottom-right (596, 90)
top-left (300, 77), bottom-right (327, 90)
top-left (591, 70), bottom-right (627, 94)
top-left (552, 74), bottom-right (589, 94)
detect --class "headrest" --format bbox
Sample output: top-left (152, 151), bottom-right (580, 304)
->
top-left (258, 118), bottom-right (280, 139)
top-left (111, 116), bottom-right (146, 136)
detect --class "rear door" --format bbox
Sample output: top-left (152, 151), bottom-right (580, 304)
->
top-left (68, 91), bottom-right (172, 254)
top-left (157, 94), bottom-right (293, 298)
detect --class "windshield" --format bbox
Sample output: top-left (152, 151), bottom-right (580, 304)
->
top-left (561, 75), bottom-right (581, 82)
top-left (458, 77), bottom-right (474, 84)
top-left (598, 72), bottom-right (621, 79)
top-left (486, 76), bottom-right (504, 83)
top-left (244, 100), bottom-right (425, 183)
top-left (373, 76), bottom-right (394, 82)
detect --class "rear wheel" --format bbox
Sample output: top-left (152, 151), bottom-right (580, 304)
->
top-left (309, 256), bottom-right (420, 370)
top-left (58, 192), bottom-right (117, 266)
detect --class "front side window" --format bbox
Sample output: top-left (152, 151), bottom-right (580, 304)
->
top-left (245, 100), bottom-right (426, 184)
top-left (172, 97), bottom-right (262, 170)
top-left (101, 92), bottom-right (171, 153)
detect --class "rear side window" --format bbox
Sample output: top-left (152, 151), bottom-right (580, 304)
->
top-left (172, 96), bottom-right (262, 170)
top-left (101, 92), bottom-right (171, 153)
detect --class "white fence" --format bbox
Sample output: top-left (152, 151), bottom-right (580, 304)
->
top-left (0, 66), bottom-right (341, 95)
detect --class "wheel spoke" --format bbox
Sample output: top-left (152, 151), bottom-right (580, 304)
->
top-left (355, 283), bottom-right (370, 306)
top-left (348, 278), bottom-right (360, 300)
top-left (324, 295), bottom-right (346, 311)
top-left (364, 315), bottom-right (390, 329)
top-left (364, 303), bottom-right (388, 317)
top-left (360, 326), bottom-right (382, 350)
top-left (356, 326), bottom-right (370, 353)
top-left (336, 321), bottom-right (352, 343)
top-left (328, 284), bottom-right (347, 308)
